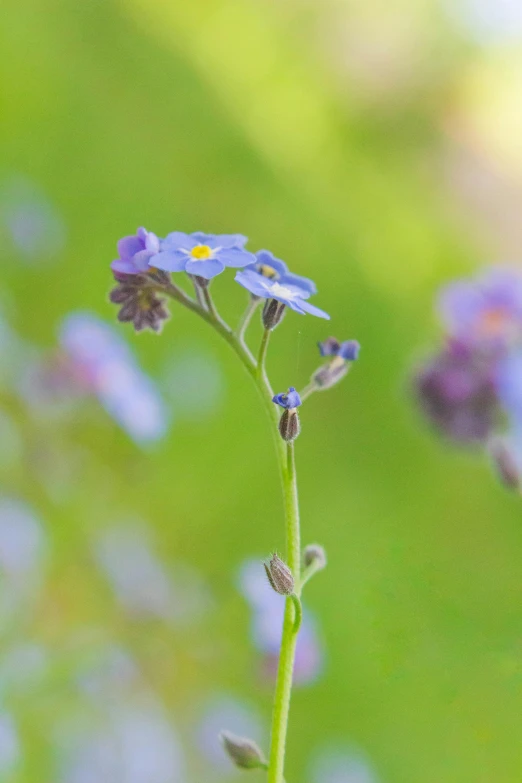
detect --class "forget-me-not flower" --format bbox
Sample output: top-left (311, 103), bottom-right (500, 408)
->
top-left (111, 228), bottom-right (160, 277)
top-left (272, 387), bottom-right (302, 409)
top-left (149, 232), bottom-right (256, 280)
top-left (235, 269), bottom-right (329, 319)
top-left (318, 338), bottom-right (360, 361)
top-left (249, 250), bottom-right (317, 295)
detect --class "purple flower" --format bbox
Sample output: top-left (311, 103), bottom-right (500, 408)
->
top-left (235, 269), bottom-right (330, 319)
top-left (59, 313), bottom-right (169, 444)
top-left (272, 387), bottom-right (301, 409)
top-left (438, 267), bottom-right (522, 346)
top-left (249, 250), bottom-right (317, 296)
top-left (414, 340), bottom-right (499, 444)
top-left (111, 228), bottom-right (160, 277)
top-left (149, 232), bottom-right (255, 280)
top-left (318, 337), bottom-right (360, 361)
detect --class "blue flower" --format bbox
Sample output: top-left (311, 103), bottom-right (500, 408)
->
top-left (249, 250), bottom-right (317, 296)
top-left (235, 269), bottom-right (329, 319)
top-left (149, 232), bottom-right (256, 280)
top-left (272, 387), bottom-right (302, 409)
top-left (318, 337), bottom-right (360, 361)
top-left (111, 228), bottom-right (160, 277)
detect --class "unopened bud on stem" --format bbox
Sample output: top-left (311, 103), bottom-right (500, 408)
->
top-left (264, 553), bottom-right (295, 595)
top-left (219, 731), bottom-right (267, 770)
top-left (262, 299), bottom-right (286, 330)
top-left (303, 544), bottom-right (327, 570)
top-left (489, 439), bottom-right (521, 491)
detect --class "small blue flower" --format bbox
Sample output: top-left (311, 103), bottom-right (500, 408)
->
top-left (318, 337), bottom-right (360, 361)
top-left (149, 232), bottom-right (256, 280)
top-left (235, 269), bottom-right (329, 319)
top-left (249, 250), bottom-right (317, 296)
top-left (272, 387), bottom-right (302, 409)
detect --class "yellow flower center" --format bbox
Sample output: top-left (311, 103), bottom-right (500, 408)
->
top-left (258, 264), bottom-right (278, 279)
top-left (190, 245), bottom-right (213, 260)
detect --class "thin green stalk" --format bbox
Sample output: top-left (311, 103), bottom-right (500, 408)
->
top-left (236, 296), bottom-right (261, 343)
top-left (162, 281), bottom-right (301, 782)
top-left (257, 328), bottom-right (271, 382)
top-left (267, 441), bottom-right (301, 783)
top-left (298, 381), bottom-right (318, 402)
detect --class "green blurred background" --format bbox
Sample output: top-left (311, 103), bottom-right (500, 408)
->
top-left (2, 0), bottom-right (522, 781)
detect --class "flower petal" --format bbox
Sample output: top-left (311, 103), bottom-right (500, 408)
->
top-left (132, 249), bottom-right (154, 273)
top-left (162, 232), bottom-right (198, 251)
top-left (207, 233), bottom-right (248, 249)
top-left (185, 258), bottom-right (225, 279)
top-left (235, 270), bottom-right (272, 298)
top-left (256, 250), bottom-right (288, 277)
top-left (280, 272), bottom-right (317, 296)
top-left (117, 235), bottom-right (143, 260)
top-left (298, 300), bottom-right (330, 319)
top-left (216, 247), bottom-right (256, 268)
top-left (150, 250), bottom-right (188, 273)
top-left (111, 258), bottom-right (140, 275)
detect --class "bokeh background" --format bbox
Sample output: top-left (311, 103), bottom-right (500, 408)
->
top-left (2, 0), bottom-right (522, 781)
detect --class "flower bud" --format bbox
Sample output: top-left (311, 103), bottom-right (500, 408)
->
top-left (264, 553), bottom-right (294, 595)
top-left (109, 278), bottom-right (169, 333)
top-left (262, 299), bottom-right (286, 330)
top-left (489, 439), bottom-right (520, 490)
top-left (313, 358), bottom-right (349, 389)
top-left (278, 408), bottom-right (300, 442)
top-left (303, 544), bottom-right (327, 570)
top-left (219, 731), bottom-right (267, 770)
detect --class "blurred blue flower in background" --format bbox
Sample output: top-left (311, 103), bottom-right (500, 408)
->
top-left (195, 695), bottom-right (265, 776)
top-left (0, 176), bottom-right (66, 264)
top-left (151, 231), bottom-right (255, 280)
top-left (60, 312), bottom-right (169, 444)
top-left (309, 747), bottom-right (381, 783)
top-left (239, 559), bottom-right (323, 685)
top-left (438, 267), bottom-right (522, 347)
top-left (318, 337), bottom-right (361, 361)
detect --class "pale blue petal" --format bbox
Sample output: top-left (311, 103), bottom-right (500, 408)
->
top-left (216, 247), bottom-right (256, 268)
top-left (185, 258), bottom-right (225, 279)
top-left (149, 250), bottom-right (188, 273)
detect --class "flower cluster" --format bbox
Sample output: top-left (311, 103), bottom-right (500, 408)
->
top-left (109, 229), bottom-right (330, 332)
top-left (414, 267), bottom-right (522, 487)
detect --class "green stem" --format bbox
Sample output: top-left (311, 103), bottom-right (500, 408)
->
top-left (267, 442), bottom-right (301, 783)
top-left (236, 296), bottom-right (261, 344)
top-left (298, 381), bottom-right (318, 402)
top-left (162, 281), bottom-right (300, 783)
top-left (257, 327), bottom-right (271, 383)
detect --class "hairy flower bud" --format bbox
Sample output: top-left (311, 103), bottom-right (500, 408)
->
top-left (109, 276), bottom-right (169, 333)
top-left (278, 408), bottom-right (300, 442)
top-left (219, 731), bottom-right (267, 770)
top-left (262, 299), bottom-right (286, 330)
top-left (264, 553), bottom-right (294, 595)
top-left (303, 544), bottom-right (327, 570)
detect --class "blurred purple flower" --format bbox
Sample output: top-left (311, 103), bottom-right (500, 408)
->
top-left (111, 228), bottom-right (160, 277)
top-left (239, 559), bottom-right (323, 685)
top-left (438, 267), bottom-right (522, 347)
top-left (0, 713), bottom-right (20, 776)
top-left (59, 312), bottom-right (169, 444)
top-left (95, 524), bottom-right (210, 625)
top-left (151, 232), bottom-right (255, 280)
top-left (414, 340), bottom-right (499, 444)
top-left (0, 175), bottom-right (66, 263)
top-left (319, 338), bottom-right (360, 361)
